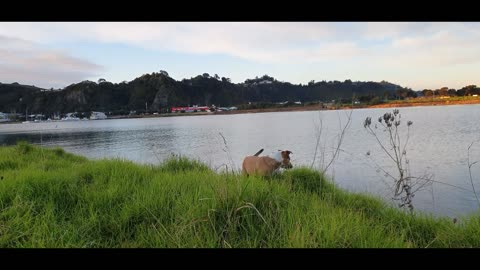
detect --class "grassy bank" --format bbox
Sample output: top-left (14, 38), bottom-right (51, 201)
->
top-left (0, 143), bottom-right (479, 248)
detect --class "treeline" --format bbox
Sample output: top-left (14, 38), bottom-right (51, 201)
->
top-left (419, 85), bottom-right (480, 97)
top-left (0, 71), bottom-right (473, 115)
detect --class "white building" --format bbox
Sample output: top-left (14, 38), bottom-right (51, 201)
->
top-left (258, 80), bottom-right (273, 84)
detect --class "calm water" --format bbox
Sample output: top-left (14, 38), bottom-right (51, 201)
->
top-left (1, 105), bottom-right (480, 218)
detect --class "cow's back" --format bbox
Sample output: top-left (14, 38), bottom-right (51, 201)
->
top-left (242, 156), bottom-right (259, 175)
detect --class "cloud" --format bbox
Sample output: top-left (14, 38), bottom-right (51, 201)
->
top-left (0, 22), bottom-right (349, 63)
top-left (377, 28), bottom-right (480, 68)
top-left (0, 22), bottom-right (479, 89)
top-left (0, 65), bottom-right (99, 89)
top-left (363, 22), bottom-right (437, 40)
top-left (0, 35), bottom-right (103, 88)
top-left (1, 22), bottom-right (477, 64)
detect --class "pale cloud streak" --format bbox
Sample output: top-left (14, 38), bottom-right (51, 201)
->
top-left (0, 35), bottom-right (103, 88)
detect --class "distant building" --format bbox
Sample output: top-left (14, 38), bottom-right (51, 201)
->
top-left (258, 80), bottom-right (273, 84)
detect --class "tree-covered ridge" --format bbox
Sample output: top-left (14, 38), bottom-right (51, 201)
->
top-left (1, 71), bottom-right (477, 115)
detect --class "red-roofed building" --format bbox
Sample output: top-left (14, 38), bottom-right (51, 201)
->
top-left (171, 106), bottom-right (210, 113)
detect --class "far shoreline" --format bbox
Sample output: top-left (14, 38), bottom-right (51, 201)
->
top-left (196, 97), bottom-right (480, 116)
top-left (128, 97), bottom-right (480, 118)
top-left (2, 97), bottom-right (480, 124)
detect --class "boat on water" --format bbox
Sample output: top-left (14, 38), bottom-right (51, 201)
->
top-left (90, 111), bottom-right (107, 120)
top-left (19, 112), bottom-right (106, 123)
top-left (61, 113), bottom-right (81, 121)
top-left (0, 112), bottom-right (11, 122)
top-left (61, 116), bottom-right (81, 121)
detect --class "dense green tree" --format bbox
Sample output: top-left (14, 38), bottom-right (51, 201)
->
top-left (448, 89), bottom-right (457, 96)
top-left (422, 89), bottom-right (433, 97)
top-left (438, 87), bottom-right (449, 96)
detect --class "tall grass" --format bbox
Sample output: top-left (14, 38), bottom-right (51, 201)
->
top-left (0, 143), bottom-right (479, 247)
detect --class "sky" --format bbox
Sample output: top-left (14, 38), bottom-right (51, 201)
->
top-left (0, 22), bottom-right (479, 90)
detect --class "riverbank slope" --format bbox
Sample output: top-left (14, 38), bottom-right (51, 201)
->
top-left (0, 143), bottom-right (479, 247)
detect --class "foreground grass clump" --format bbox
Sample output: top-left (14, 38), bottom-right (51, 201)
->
top-left (0, 143), bottom-right (479, 247)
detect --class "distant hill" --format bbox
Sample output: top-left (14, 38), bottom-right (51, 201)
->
top-left (0, 72), bottom-right (412, 115)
